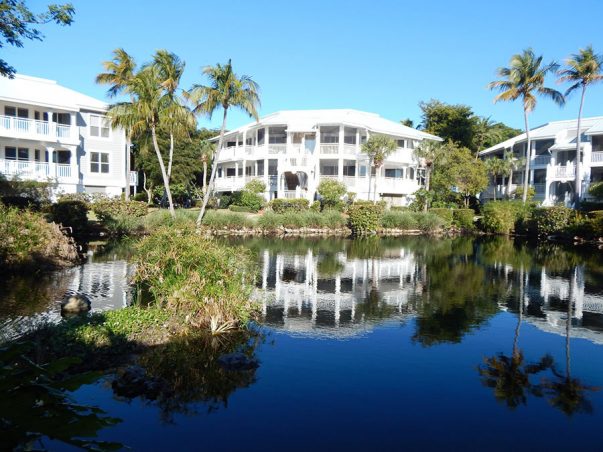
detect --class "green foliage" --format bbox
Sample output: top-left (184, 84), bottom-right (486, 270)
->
top-left (0, 1), bottom-right (75, 77)
top-left (144, 209), bottom-right (197, 229)
top-left (381, 211), bottom-right (419, 230)
top-left (409, 188), bottom-right (433, 212)
top-left (228, 205), bottom-right (256, 213)
top-left (257, 211), bottom-right (346, 230)
top-left (419, 99), bottom-right (475, 149)
top-left (429, 208), bottom-right (454, 226)
top-left (133, 227), bottom-right (258, 329)
top-left (231, 189), bottom-right (263, 212)
top-left (317, 179), bottom-right (347, 209)
top-left (347, 201), bottom-right (385, 234)
top-left (0, 175), bottom-right (52, 210)
top-left (481, 201), bottom-right (532, 235)
top-left (415, 212), bottom-right (446, 233)
top-left (244, 179), bottom-right (266, 194)
top-left (361, 135), bottom-right (397, 168)
top-left (453, 208), bottom-right (476, 230)
top-left (588, 181), bottom-right (603, 200)
top-left (201, 211), bottom-right (254, 229)
top-left (48, 199), bottom-right (89, 235)
top-left (133, 192), bottom-right (148, 202)
top-left (532, 206), bottom-right (576, 236)
top-left (103, 214), bottom-right (145, 237)
top-left (0, 204), bottom-right (78, 269)
top-left (268, 198), bottom-right (310, 213)
top-left (514, 185), bottom-right (536, 201)
top-left (92, 197), bottom-right (148, 223)
top-left (310, 200), bottom-right (321, 212)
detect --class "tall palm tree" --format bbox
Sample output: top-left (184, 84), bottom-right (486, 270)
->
top-left (557, 46), bottom-right (603, 206)
top-left (107, 67), bottom-right (176, 216)
top-left (485, 157), bottom-right (506, 201)
top-left (361, 135), bottom-right (397, 202)
top-left (413, 140), bottom-right (444, 211)
top-left (502, 150), bottom-right (524, 199)
top-left (96, 48), bottom-right (136, 200)
top-left (489, 49), bottom-right (565, 203)
top-left (472, 116), bottom-right (502, 159)
top-left (186, 59), bottom-right (260, 226)
top-left (199, 139), bottom-right (215, 191)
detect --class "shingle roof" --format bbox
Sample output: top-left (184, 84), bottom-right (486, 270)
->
top-left (0, 74), bottom-right (107, 112)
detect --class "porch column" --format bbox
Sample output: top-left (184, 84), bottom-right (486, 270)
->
top-left (338, 126), bottom-right (344, 181)
top-left (355, 128), bottom-right (360, 153)
top-left (46, 146), bottom-right (56, 178)
top-left (264, 158), bottom-right (269, 193)
top-left (46, 111), bottom-right (55, 138)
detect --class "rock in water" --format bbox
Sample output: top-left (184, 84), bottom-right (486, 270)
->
top-left (60, 293), bottom-right (91, 314)
top-left (217, 352), bottom-right (259, 371)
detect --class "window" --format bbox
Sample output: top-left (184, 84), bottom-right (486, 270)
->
top-left (320, 165), bottom-right (338, 176)
top-left (5, 146), bottom-right (16, 160)
top-left (359, 165), bottom-right (367, 177)
top-left (226, 168), bottom-right (236, 177)
top-left (90, 115), bottom-right (110, 138)
top-left (408, 167), bottom-right (415, 180)
top-left (5, 106), bottom-right (28, 118)
top-left (343, 164), bottom-right (356, 176)
top-left (237, 166), bottom-right (243, 176)
top-left (52, 112), bottom-right (71, 125)
top-left (268, 127), bottom-right (286, 144)
top-left (257, 160), bottom-right (264, 176)
top-left (257, 128), bottom-right (265, 146)
top-left (320, 126), bottom-right (339, 144)
top-left (90, 152), bottom-right (109, 173)
top-left (344, 127), bottom-right (357, 145)
top-left (268, 159), bottom-right (278, 176)
top-left (397, 139), bottom-right (405, 148)
top-left (407, 140), bottom-right (416, 149)
top-left (385, 168), bottom-right (404, 178)
top-left (512, 171), bottom-right (523, 184)
top-left (35, 149), bottom-right (41, 161)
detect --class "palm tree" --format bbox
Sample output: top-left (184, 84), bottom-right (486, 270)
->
top-left (502, 150), bottom-right (524, 199)
top-left (199, 139), bottom-right (215, 191)
top-left (489, 49), bottom-right (565, 203)
top-left (186, 59), bottom-right (260, 226)
top-left (361, 135), bottom-right (397, 202)
top-left (96, 48), bottom-right (136, 200)
top-left (557, 46), bottom-right (603, 207)
top-left (107, 67), bottom-right (176, 216)
top-left (485, 157), bottom-right (505, 201)
top-left (472, 116), bottom-right (502, 159)
top-left (413, 140), bottom-right (444, 211)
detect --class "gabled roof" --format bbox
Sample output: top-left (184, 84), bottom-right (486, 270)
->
top-left (480, 116), bottom-right (603, 155)
top-left (0, 74), bottom-right (108, 112)
top-left (216, 109), bottom-right (442, 141)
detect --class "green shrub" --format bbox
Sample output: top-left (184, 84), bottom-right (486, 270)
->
top-left (0, 175), bottom-right (53, 211)
top-left (588, 181), bottom-right (603, 200)
top-left (0, 205), bottom-right (78, 269)
top-left (532, 206), bottom-right (576, 236)
top-left (348, 201), bottom-right (385, 234)
top-left (244, 179), bottom-right (266, 194)
top-left (321, 210), bottom-right (346, 229)
top-left (317, 179), bottom-right (347, 209)
top-left (48, 199), bottom-right (89, 235)
top-left (514, 185), bottom-right (536, 201)
top-left (133, 192), bottom-right (148, 203)
top-left (381, 211), bottom-right (419, 230)
top-left (133, 226), bottom-right (258, 329)
top-left (257, 211), bottom-right (281, 231)
top-left (92, 197), bottom-right (148, 223)
top-left (268, 198), bottom-right (310, 213)
top-left (201, 211), bottom-right (254, 229)
top-left (310, 201), bottom-right (321, 212)
top-left (481, 201), bottom-right (517, 234)
top-left (414, 212), bottom-right (446, 233)
top-left (453, 208), bottom-right (475, 230)
top-left (589, 210), bottom-right (603, 220)
top-left (103, 214), bottom-right (145, 237)
top-left (232, 190), bottom-right (263, 212)
top-left (218, 194), bottom-right (232, 208)
top-left (429, 208), bottom-right (454, 226)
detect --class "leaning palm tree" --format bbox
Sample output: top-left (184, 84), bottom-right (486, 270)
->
top-left (489, 49), bottom-right (565, 203)
top-left (186, 59), bottom-right (260, 226)
top-left (108, 67), bottom-right (176, 217)
top-left (361, 135), bottom-right (397, 202)
top-left (557, 46), bottom-right (603, 207)
top-left (96, 48), bottom-right (136, 200)
top-left (199, 139), bottom-right (215, 191)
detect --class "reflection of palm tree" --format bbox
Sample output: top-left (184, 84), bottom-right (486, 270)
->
top-left (478, 267), bottom-right (552, 408)
top-left (543, 266), bottom-right (598, 415)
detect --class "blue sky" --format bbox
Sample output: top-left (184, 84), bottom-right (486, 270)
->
top-left (6, 0), bottom-right (603, 131)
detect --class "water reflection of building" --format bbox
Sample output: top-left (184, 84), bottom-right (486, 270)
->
top-left (256, 248), bottom-right (420, 338)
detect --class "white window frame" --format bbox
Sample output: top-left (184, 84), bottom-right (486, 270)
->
top-left (89, 114), bottom-right (111, 139)
top-left (90, 151), bottom-right (110, 174)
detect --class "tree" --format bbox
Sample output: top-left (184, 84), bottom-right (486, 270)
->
top-left (96, 48), bottom-right (136, 200)
top-left (502, 150), bottom-right (524, 198)
top-left (439, 144), bottom-right (488, 207)
top-left (187, 59), bottom-right (260, 226)
top-left (489, 48), bottom-right (565, 203)
top-left (400, 118), bottom-right (414, 128)
top-left (472, 116), bottom-right (503, 157)
top-left (361, 135), bottom-right (397, 202)
top-left (413, 140), bottom-right (446, 211)
top-left (419, 99), bottom-right (475, 148)
top-left (0, 1), bottom-right (74, 78)
top-left (558, 46), bottom-right (603, 206)
top-left (317, 179), bottom-right (346, 209)
top-left (485, 158), bottom-right (506, 201)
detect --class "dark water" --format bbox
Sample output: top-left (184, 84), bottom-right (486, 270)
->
top-left (3, 236), bottom-right (603, 451)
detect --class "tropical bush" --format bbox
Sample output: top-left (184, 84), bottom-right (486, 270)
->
top-left (0, 175), bottom-right (53, 210)
top-left (268, 198), bottom-right (310, 213)
top-left (133, 227), bottom-right (258, 330)
top-left (429, 208), bottom-right (454, 226)
top-left (453, 208), bottom-right (475, 230)
top-left (481, 201), bottom-right (533, 235)
top-left (92, 198), bottom-right (148, 223)
top-left (415, 212), bottom-right (446, 233)
top-left (132, 192), bottom-right (148, 203)
top-left (244, 179), bottom-right (266, 194)
top-left (588, 181), bottom-right (603, 200)
top-left (317, 179), bottom-right (347, 210)
top-left (310, 201), bottom-right (321, 212)
top-left (381, 211), bottom-right (419, 230)
top-left (48, 198), bottom-right (89, 236)
top-left (144, 209), bottom-right (197, 230)
top-left (514, 185), bottom-right (536, 201)
top-left (531, 206), bottom-right (576, 236)
top-left (201, 211), bottom-right (254, 229)
top-left (230, 190), bottom-right (263, 212)
top-left (347, 201), bottom-right (385, 234)
top-left (0, 205), bottom-right (79, 269)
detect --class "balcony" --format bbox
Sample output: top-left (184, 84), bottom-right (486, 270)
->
top-left (555, 166), bottom-right (575, 178)
top-left (0, 115), bottom-right (77, 143)
top-left (592, 152), bottom-right (603, 165)
top-left (1, 158), bottom-right (74, 181)
top-left (533, 155), bottom-right (551, 166)
top-left (319, 144), bottom-right (339, 155)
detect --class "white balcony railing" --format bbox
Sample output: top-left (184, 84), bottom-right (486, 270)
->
top-left (1, 158), bottom-right (72, 180)
top-left (268, 144), bottom-right (286, 154)
top-left (0, 115), bottom-right (74, 141)
top-left (592, 152), bottom-right (603, 164)
top-left (319, 144), bottom-right (339, 155)
top-left (343, 144), bottom-right (357, 154)
top-left (343, 176), bottom-right (356, 188)
top-left (555, 166), bottom-right (575, 178)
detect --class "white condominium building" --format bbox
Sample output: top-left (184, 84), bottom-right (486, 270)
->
top-left (479, 116), bottom-right (603, 206)
top-left (212, 109), bottom-right (441, 205)
top-left (0, 74), bottom-right (134, 197)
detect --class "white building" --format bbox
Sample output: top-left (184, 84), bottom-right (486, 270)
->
top-left (0, 74), bottom-right (135, 197)
top-left (479, 116), bottom-right (603, 205)
top-left (212, 109), bottom-right (441, 205)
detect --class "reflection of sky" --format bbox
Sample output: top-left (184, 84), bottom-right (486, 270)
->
top-left (255, 245), bottom-right (603, 343)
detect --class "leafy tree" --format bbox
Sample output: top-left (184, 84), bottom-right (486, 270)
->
top-left (361, 135), bottom-right (397, 201)
top-left (558, 45), bottom-right (603, 205)
top-left (400, 118), bottom-right (414, 127)
top-left (438, 144), bottom-right (488, 207)
top-left (0, 1), bottom-right (74, 77)
top-left (485, 157), bottom-right (506, 201)
top-left (317, 179), bottom-right (346, 209)
top-left (187, 59), bottom-right (260, 226)
top-left (419, 99), bottom-right (475, 148)
top-left (489, 48), bottom-right (565, 203)
top-left (413, 140), bottom-right (447, 210)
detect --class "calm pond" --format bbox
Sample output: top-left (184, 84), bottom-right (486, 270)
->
top-left (2, 236), bottom-right (603, 450)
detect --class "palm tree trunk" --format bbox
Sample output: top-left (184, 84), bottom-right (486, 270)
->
top-left (493, 175), bottom-right (497, 201)
top-left (197, 108), bottom-right (228, 227)
top-left (373, 165), bottom-right (378, 203)
top-left (522, 110), bottom-right (531, 204)
top-left (367, 158), bottom-right (373, 201)
top-left (167, 132), bottom-right (175, 181)
top-left (125, 139), bottom-right (131, 201)
top-left (507, 169), bottom-right (513, 199)
top-left (574, 85), bottom-right (586, 208)
top-left (202, 160), bottom-right (207, 191)
top-left (151, 125), bottom-right (175, 217)
top-left (423, 167), bottom-right (431, 212)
